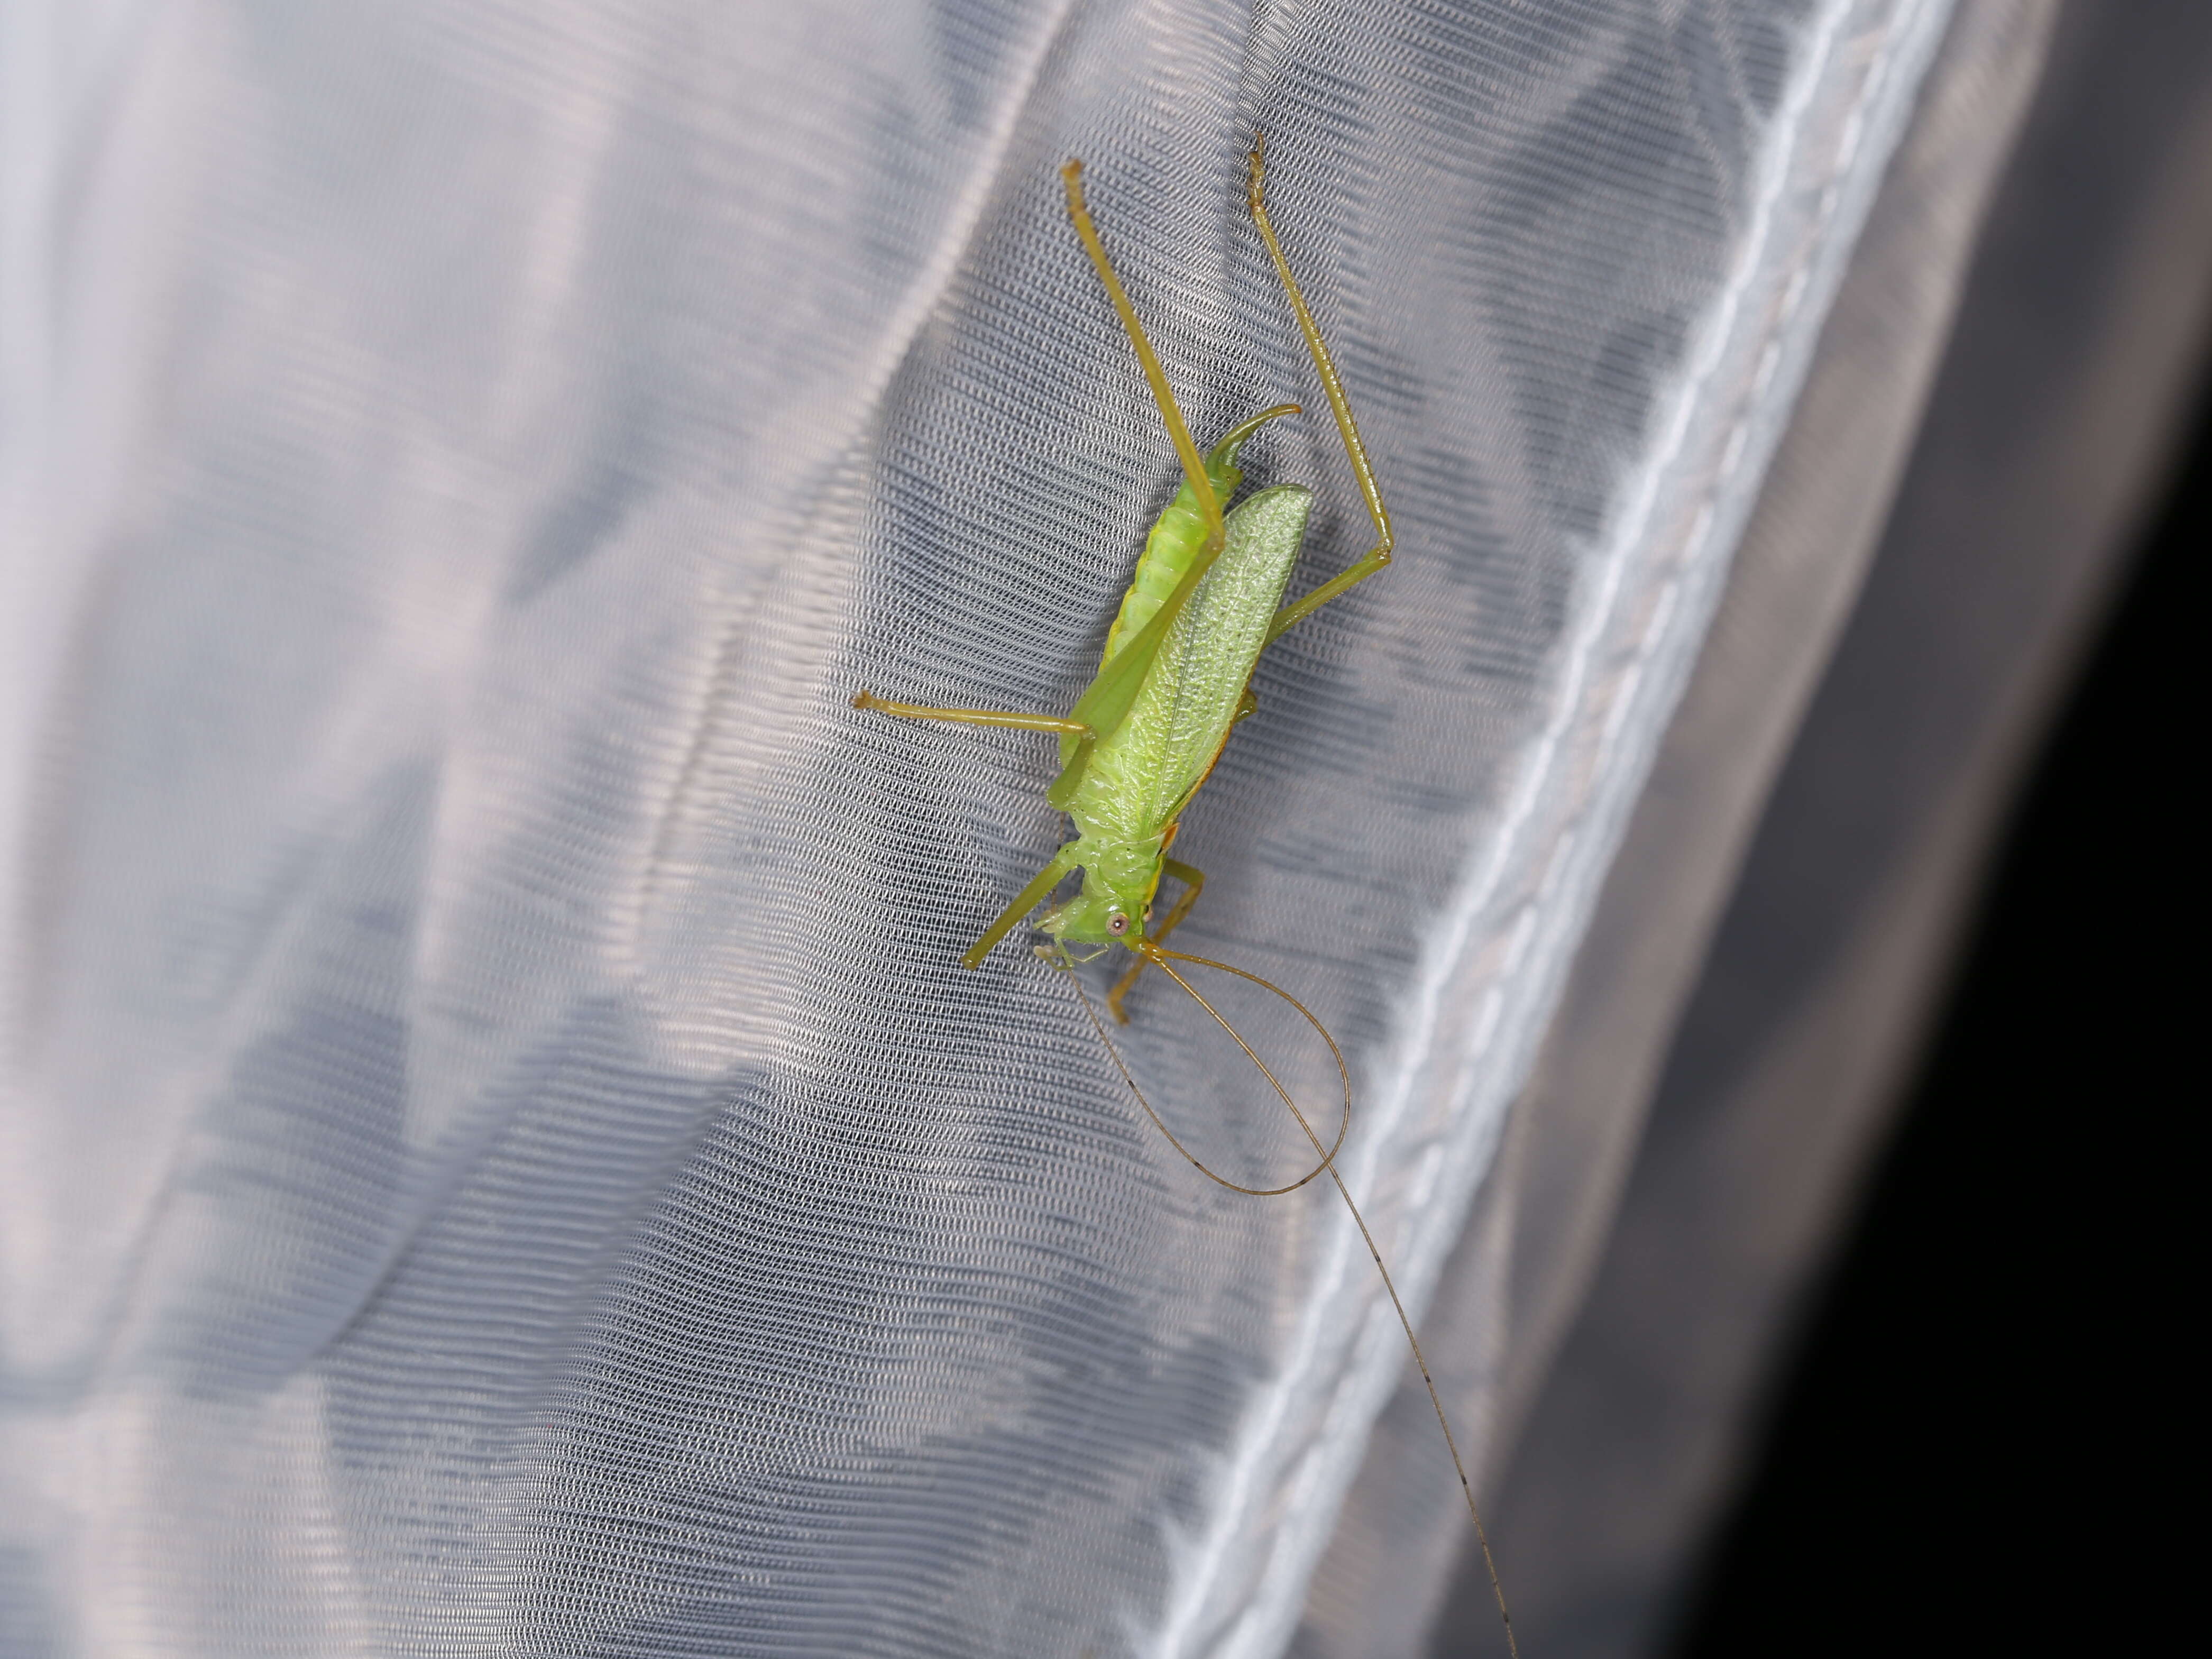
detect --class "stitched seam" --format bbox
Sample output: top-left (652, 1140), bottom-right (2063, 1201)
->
top-left (1171, 4), bottom-right (1941, 1652)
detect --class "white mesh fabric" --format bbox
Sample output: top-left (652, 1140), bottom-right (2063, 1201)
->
top-left (1, 2), bottom-right (1952, 1655)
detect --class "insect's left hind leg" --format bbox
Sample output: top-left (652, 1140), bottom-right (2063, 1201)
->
top-left (1246, 135), bottom-right (1396, 646)
top-left (1108, 857), bottom-right (1204, 1023)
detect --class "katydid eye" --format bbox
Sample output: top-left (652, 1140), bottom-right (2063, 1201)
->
top-left (1108, 912), bottom-right (1129, 935)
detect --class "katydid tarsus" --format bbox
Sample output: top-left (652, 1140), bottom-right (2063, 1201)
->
top-left (853, 139), bottom-right (1517, 1654)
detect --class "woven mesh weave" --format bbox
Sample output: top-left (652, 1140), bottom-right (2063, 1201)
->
top-left (0, 2), bottom-right (1954, 1654)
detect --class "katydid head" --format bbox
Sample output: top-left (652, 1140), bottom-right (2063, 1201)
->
top-left (1035, 837), bottom-right (1158, 948)
top-left (1036, 875), bottom-right (1143, 947)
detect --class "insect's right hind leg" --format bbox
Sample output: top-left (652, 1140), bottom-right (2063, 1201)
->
top-left (1052, 162), bottom-right (1241, 807)
top-left (1061, 161), bottom-right (1224, 553)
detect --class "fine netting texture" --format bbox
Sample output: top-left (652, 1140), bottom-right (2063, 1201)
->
top-left (0, 1), bottom-right (1949, 1655)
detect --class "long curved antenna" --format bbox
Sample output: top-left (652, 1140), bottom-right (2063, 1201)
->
top-left (1061, 950), bottom-right (1348, 1197)
top-left (1141, 943), bottom-right (1522, 1659)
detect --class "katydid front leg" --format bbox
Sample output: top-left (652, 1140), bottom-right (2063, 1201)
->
top-left (963, 843), bottom-right (1082, 970)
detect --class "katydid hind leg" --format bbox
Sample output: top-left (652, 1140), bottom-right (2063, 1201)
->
top-left (1053, 161), bottom-right (1234, 804)
top-left (1060, 161), bottom-right (1224, 557)
top-left (1246, 136), bottom-right (1396, 646)
top-left (1107, 857), bottom-right (1204, 1023)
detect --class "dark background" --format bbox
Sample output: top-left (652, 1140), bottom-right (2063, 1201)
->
top-left (1672, 343), bottom-right (2198, 1656)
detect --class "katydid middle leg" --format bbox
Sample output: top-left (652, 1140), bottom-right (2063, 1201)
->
top-left (1109, 857), bottom-right (1205, 1022)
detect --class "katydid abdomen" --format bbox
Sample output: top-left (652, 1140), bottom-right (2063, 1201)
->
top-left (1059, 405), bottom-right (1302, 775)
top-left (1038, 479), bottom-right (1312, 947)
top-left (1097, 471), bottom-right (1234, 669)
top-left (1070, 482), bottom-right (1312, 841)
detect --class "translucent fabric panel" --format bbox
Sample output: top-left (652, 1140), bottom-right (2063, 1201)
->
top-left (1440, 5), bottom-right (2212, 1654)
top-left (0, 2), bottom-right (1951, 1655)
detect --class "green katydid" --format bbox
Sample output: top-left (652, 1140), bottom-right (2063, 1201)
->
top-left (853, 139), bottom-right (1517, 1655)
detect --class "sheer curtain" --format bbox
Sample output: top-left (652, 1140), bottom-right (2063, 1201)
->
top-left (11, 4), bottom-right (2176, 1656)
